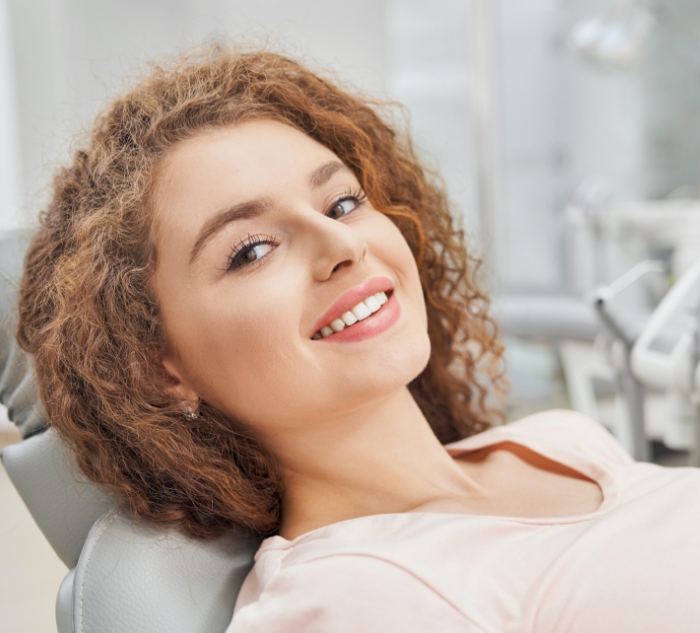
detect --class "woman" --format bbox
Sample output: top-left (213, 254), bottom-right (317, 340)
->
top-left (17, 46), bottom-right (700, 632)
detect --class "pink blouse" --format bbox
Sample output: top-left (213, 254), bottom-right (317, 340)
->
top-left (228, 410), bottom-right (700, 632)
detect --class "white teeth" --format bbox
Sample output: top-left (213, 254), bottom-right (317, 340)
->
top-left (341, 311), bottom-right (358, 326)
top-left (351, 302), bottom-right (372, 321)
top-left (330, 318), bottom-right (346, 333)
top-left (314, 290), bottom-right (391, 339)
top-left (365, 295), bottom-right (381, 313)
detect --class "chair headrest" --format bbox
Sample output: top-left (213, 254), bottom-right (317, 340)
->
top-left (2, 429), bottom-right (114, 567)
top-left (66, 509), bottom-right (258, 633)
top-left (0, 228), bottom-right (47, 439)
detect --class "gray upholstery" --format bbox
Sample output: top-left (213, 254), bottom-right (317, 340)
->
top-left (2, 430), bottom-right (259, 633)
top-left (67, 510), bottom-right (257, 633)
top-left (1, 429), bottom-right (113, 567)
top-left (57, 569), bottom-right (77, 633)
top-left (0, 229), bottom-right (262, 632)
top-left (0, 229), bottom-right (47, 438)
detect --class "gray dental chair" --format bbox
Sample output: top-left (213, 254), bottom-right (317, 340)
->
top-left (0, 229), bottom-right (261, 633)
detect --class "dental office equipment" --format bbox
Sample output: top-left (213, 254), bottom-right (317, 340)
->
top-left (591, 260), bottom-right (666, 461)
top-left (610, 199), bottom-right (700, 278)
top-left (569, 0), bottom-right (657, 70)
top-left (557, 190), bottom-right (700, 455)
top-left (631, 257), bottom-right (700, 465)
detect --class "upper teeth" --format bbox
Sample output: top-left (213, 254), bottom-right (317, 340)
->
top-left (315, 291), bottom-right (389, 339)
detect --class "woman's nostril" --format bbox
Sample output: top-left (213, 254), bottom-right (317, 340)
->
top-left (331, 259), bottom-right (353, 274)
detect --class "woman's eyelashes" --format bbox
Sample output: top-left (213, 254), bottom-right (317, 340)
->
top-left (224, 189), bottom-right (367, 272)
top-left (326, 188), bottom-right (367, 220)
top-left (226, 235), bottom-right (277, 272)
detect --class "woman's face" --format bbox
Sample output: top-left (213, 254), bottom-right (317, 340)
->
top-left (151, 119), bottom-right (430, 435)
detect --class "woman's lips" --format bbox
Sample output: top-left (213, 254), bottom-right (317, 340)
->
top-left (310, 276), bottom-right (394, 337)
top-left (316, 291), bottom-right (400, 343)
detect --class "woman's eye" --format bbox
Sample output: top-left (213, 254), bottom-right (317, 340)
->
top-left (229, 241), bottom-right (274, 271)
top-left (327, 196), bottom-right (362, 220)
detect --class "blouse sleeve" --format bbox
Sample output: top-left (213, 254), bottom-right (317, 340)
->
top-left (228, 554), bottom-right (485, 633)
top-left (514, 409), bottom-right (636, 467)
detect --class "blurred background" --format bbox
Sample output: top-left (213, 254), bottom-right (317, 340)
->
top-left (3, 0), bottom-right (700, 630)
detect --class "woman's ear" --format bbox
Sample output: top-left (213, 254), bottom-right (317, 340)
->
top-left (160, 354), bottom-right (200, 404)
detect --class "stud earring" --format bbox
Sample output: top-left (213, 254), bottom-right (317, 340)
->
top-left (183, 402), bottom-right (199, 420)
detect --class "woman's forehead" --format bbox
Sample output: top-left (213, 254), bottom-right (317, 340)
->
top-left (162, 120), bottom-right (336, 174)
top-left (152, 120), bottom-right (341, 217)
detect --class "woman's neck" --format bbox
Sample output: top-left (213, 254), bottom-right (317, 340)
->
top-left (267, 387), bottom-right (487, 540)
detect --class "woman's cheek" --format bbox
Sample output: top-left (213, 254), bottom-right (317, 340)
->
top-left (202, 301), bottom-right (300, 412)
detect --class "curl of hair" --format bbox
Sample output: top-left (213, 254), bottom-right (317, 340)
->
top-left (17, 45), bottom-right (506, 539)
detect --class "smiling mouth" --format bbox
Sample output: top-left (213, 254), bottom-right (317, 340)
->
top-left (311, 290), bottom-right (392, 340)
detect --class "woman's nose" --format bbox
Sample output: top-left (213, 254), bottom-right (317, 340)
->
top-left (305, 213), bottom-right (367, 282)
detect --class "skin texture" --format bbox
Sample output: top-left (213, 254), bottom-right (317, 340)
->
top-left (152, 120), bottom-right (602, 539)
top-left (152, 119), bottom-right (431, 432)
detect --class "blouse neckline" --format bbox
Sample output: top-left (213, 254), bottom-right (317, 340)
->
top-left (258, 422), bottom-right (622, 555)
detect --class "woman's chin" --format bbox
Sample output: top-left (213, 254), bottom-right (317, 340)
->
top-left (337, 331), bottom-right (431, 397)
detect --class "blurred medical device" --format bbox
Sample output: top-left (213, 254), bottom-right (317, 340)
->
top-left (569, 0), bottom-right (657, 70)
top-left (499, 192), bottom-right (700, 464)
top-left (579, 193), bottom-right (700, 463)
top-left (631, 254), bottom-right (700, 465)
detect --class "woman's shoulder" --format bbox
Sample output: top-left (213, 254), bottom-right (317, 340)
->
top-left (229, 551), bottom-right (484, 632)
top-left (448, 409), bottom-right (635, 468)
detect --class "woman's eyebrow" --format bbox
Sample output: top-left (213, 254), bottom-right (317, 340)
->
top-left (189, 162), bottom-right (349, 265)
top-left (189, 198), bottom-right (271, 264)
top-left (308, 161), bottom-right (350, 189)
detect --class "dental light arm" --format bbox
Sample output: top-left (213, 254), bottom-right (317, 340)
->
top-left (631, 258), bottom-right (700, 462)
top-left (592, 261), bottom-right (666, 461)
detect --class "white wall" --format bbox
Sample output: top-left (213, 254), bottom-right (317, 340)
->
top-left (386, 0), bottom-right (477, 232)
top-left (0, 0), bottom-right (22, 230)
top-left (7, 0), bottom-right (390, 222)
top-left (497, 0), bottom-right (573, 291)
top-left (642, 0), bottom-right (700, 198)
top-left (564, 0), bottom-right (646, 203)
top-left (7, 0), bottom-right (480, 235)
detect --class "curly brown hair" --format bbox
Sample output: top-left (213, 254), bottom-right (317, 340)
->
top-left (17, 45), bottom-right (506, 539)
